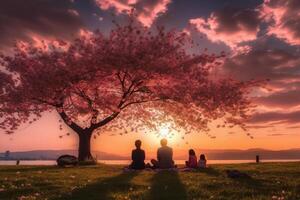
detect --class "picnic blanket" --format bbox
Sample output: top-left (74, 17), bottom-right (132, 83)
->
top-left (123, 167), bottom-right (198, 172)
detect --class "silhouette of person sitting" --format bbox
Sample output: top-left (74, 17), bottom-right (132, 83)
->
top-left (151, 138), bottom-right (175, 169)
top-left (129, 140), bottom-right (145, 170)
top-left (185, 149), bottom-right (197, 168)
top-left (198, 154), bottom-right (207, 168)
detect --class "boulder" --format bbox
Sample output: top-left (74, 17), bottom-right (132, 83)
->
top-left (57, 155), bottom-right (78, 167)
top-left (226, 170), bottom-right (250, 178)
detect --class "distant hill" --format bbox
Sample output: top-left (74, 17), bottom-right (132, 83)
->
top-left (1, 148), bottom-right (300, 160)
top-left (0, 150), bottom-right (127, 160)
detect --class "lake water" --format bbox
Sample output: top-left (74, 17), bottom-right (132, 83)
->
top-left (0, 159), bottom-right (299, 166)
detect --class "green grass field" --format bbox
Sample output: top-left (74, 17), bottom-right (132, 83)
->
top-left (0, 162), bottom-right (299, 200)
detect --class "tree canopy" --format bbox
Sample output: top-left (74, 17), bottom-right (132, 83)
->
top-left (0, 22), bottom-right (258, 139)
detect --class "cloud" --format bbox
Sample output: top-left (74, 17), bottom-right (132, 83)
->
top-left (287, 126), bottom-right (300, 129)
top-left (188, 2), bottom-right (300, 123)
top-left (96, 0), bottom-right (134, 13)
top-left (189, 7), bottom-right (261, 51)
top-left (0, 0), bottom-right (83, 49)
top-left (250, 110), bottom-right (300, 124)
top-left (246, 125), bottom-right (273, 129)
top-left (261, 0), bottom-right (300, 45)
top-left (254, 89), bottom-right (300, 108)
top-left (221, 48), bottom-right (300, 113)
top-left (68, 9), bottom-right (80, 16)
top-left (95, 0), bottom-right (171, 27)
top-left (267, 133), bottom-right (290, 136)
top-left (222, 49), bottom-right (300, 81)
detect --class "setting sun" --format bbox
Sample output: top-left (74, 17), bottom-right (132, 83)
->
top-left (159, 127), bottom-right (169, 138)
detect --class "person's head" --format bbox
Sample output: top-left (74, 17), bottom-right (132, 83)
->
top-left (160, 138), bottom-right (168, 147)
top-left (135, 140), bottom-right (142, 149)
top-left (189, 149), bottom-right (196, 156)
top-left (200, 154), bottom-right (206, 160)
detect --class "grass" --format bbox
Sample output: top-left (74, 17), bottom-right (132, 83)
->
top-left (0, 162), bottom-right (300, 200)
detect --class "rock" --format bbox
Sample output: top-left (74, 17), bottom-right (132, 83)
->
top-left (225, 170), bottom-right (250, 178)
top-left (57, 155), bottom-right (78, 167)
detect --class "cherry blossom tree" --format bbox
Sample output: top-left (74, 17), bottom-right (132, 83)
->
top-left (0, 22), bottom-right (258, 162)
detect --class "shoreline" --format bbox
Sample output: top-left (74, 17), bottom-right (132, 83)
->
top-left (0, 160), bottom-right (300, 167)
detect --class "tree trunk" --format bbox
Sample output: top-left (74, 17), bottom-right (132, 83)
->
top-left (78, 131), bottom-right (94, 162)
top-left (56, 109), bottom-right (119, 163)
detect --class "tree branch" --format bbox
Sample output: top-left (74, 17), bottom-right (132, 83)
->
top-left (86, 74), bottom-right (152, 132)
top-left (120, 97), bottom-right (166, 109)
top-left (117, 71), bottom-right (126, 93)
top-left (88, 111), bottom-right (120, 131)
top-left (116, 74), bottom-right (138, 108)
top-left (31, 97), bottom-right (57, 107)
top-left (56, 107), bottom-right (84, 133)
top-left (72, 87), bottom-right (100, 126)
top-left (30, 97), bottom-right (83, 133)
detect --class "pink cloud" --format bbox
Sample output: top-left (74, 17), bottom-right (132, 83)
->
top-left (14, 33), bottom-right (71, 53)
top-left (190, 8), bottom-right (261, 51)
top-left (79, 29), bottom-right (94, 39)
top-left (68, 9), bottom-right (80, 16)
top-left (221, 48), bottom-right (300, 112)
top-left (254, 89), bottom-right (300, 108)
top-left (135, 0), bottom-right (170, 27)
top-left (96, 0), bottom-right (135, 14)
top-left (261, 0), bottom-right (300, 45)
top-left (95, 0), bottom-right (171, 27)
top-left (249, 110), bottom-right (300, 124)
top-left (222, 49), bottom-right (300, 82)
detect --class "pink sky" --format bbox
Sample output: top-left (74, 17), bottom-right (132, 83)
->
top-left (1, 112), bottom-right (299, 154)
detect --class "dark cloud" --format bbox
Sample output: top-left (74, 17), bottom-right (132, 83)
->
top-left (254, 89), bottom-right (300, 108)
top-left (222, 48), bottom-right (300, 112)
top-left (250, 110), bottom-right (300, 124)
top-left (190, 7), bottom-right (261, 51)
top-left (222, 49), bottom-right (300, 81)
top-left (0, 0), bottom-right (83, 49)
top-left (211, 7), bottom-right (260, 34)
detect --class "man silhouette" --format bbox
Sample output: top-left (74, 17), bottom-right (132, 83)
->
top-left (151, 138), bottom-right (175, 169)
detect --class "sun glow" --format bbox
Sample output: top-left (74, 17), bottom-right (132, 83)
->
top-left (159, 127), bottom-right (169, 138)
top-left (147, 124), bottom-right (180, 145)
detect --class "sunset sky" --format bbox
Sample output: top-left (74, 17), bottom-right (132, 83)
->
top-left (1, 0), bottom-right (300, 156)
